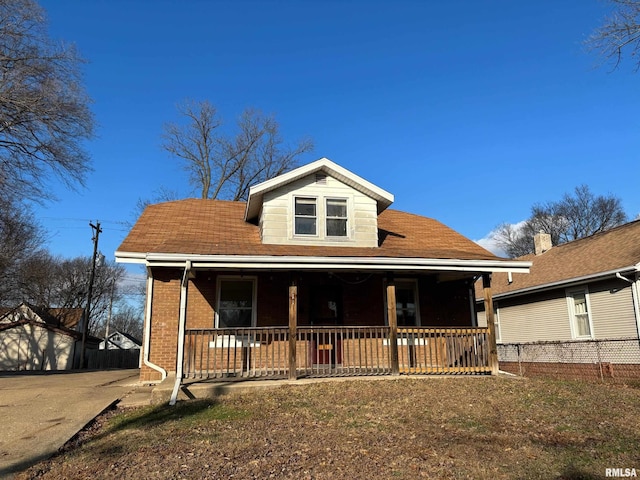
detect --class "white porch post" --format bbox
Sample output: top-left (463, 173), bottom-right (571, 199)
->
top-left (170, 261), bottom-right (191, 406)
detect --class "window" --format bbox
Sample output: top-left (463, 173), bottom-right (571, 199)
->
top-left (326, 198), bottom-right (347, 237)
top-left (567, 288), bottom-right (592, 339)
top-left (396, 281), bottom-right (419, 326)
top-left (385, 280), bottom-right (420, 327)
top-left (217, 278), bottom-right (256, 328)
top-left (294, 197), bottom-right (316, 235)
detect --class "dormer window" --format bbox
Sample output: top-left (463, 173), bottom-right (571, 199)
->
top-left (294, 197), bottom-right (317, 235)
top-left (326, 198), bottom-right (347, 237)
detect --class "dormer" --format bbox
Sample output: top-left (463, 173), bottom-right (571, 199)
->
top-left (244, 158), bottom-right (394, 248)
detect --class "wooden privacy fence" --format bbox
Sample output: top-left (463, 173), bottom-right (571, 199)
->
top-left (86, 348), bottom-right (141, 369)
top-left (183, 326), bottom-right (491, 380)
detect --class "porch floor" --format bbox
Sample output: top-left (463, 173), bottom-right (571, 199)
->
top-left (149, 372), bottom-right (505, 405)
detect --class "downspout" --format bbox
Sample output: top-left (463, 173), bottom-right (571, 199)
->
top-left (143, 267), bottom-right (167, 381)
top-left (617, 271), bottom-right (640, 341)
top-left (170, 261), bottom-right (191, 406)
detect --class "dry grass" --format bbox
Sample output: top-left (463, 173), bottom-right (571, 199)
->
top-left (18, 377), bottom-right (640, 479)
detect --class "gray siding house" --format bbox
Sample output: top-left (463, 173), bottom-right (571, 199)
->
top-left (476, 221), bottom-right (640, 380)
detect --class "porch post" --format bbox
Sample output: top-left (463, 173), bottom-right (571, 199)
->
top-left (482, 273), bottom-right (499, 375)
top-left (288, 282), bottom-right (298, 380)
top-left (387, 280), bottom-right (399, 375)
top-left (170, 261), bottom-right (191, 406)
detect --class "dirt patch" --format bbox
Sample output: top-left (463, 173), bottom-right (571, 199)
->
top-left (17, 377), bottom-right (640, 479)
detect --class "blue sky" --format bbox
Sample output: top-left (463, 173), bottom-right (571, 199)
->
top-left (35, 0), bottom-right (640, 262)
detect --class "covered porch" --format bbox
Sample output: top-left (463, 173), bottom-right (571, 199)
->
top-left (149, 257), bottom-right (508, 403)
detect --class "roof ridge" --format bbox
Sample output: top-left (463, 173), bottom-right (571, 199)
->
top-left (537, 217), bottom-right (640, 254)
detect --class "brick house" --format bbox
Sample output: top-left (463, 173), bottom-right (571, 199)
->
top-left (116, 158), bottom-right (530, 402)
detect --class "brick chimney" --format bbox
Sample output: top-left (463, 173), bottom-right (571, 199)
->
top-left (534, 231), bottom-right (552, 255)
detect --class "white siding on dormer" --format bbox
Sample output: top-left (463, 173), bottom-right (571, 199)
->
top-left (260, 173), bottom-right (379, 247)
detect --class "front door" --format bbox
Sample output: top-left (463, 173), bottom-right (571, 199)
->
top-left (310, 285), bottom-right (343, 365)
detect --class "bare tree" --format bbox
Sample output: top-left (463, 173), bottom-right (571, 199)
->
top-left (13, 254), bottom-right (127, 335)
top-left (554, 185), bottom-right (627, 241)
top-left (491, 223), bottom-right (534, 259)
top-left (162, 100), bottom-right (313, 201)
top-left (493, 185), bottom-right (628, 258)
top-left (97, 303), bottom-right (143, 340)
top-left (587, 0), bottom-right (640, 71)
top-left (0, 0), bottom-right (94, 202)
top-left (0, 200), bottom-right (46, 305)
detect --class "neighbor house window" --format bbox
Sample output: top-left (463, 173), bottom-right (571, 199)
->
top-left (216, 278), bottom-right (256, 328)
top-left (294, 197), bottom-right (317, 235)
top-left (326, 198), bottom-right (347, 237)
top-left (567, 288), bottom-right (593, 339)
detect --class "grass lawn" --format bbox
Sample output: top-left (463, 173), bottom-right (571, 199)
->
top-left (18, 376), bottom-right (640, 479)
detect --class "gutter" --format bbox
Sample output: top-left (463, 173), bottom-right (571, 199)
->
top-left (115, 251), bottom-right (531, 274)
top-left (170, 261), bottom-right (191, 406)
top-left (143, 268), bottom-right (167, 381)
top-left (478, 266), bottom-right (639, 302)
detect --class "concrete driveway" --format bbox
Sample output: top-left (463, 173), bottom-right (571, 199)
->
top-left (0, 369), bottom-right (140, 477)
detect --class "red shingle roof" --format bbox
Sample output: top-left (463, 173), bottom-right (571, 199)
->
top-left (117, 199), bottom-right (498, 261)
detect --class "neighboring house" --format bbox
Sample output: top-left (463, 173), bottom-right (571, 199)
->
top-left (0, 303), bottom-right (100, 371)
top-left (100, 330), bottom-right (142, 350)
top-left (476, 222), bottom-right (640, 379)
top-left (116, 158), bottom-right (529, 400)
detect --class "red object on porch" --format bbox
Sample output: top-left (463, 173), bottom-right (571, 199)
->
top-left (309, 337), bottom-right (343, 365)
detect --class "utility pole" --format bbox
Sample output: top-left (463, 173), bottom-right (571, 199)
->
top-left (79, 221), bottom-right (102, 369)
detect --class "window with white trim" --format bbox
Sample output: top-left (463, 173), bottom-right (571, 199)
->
top-left (294, 197), bottom-right (317, 235)
top-left (567, 288), bottom-right (593, 339)
top-left (494, 303), bottom-right (502, 343)
top-left (216, 278), bottom-right (256, 328)
top-left (326, 198), bottom-right (347, 237)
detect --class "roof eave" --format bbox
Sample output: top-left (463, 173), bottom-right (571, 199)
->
top-left (116, 251), bottom-right (531, 274)
top-left (476, 265), bottom-right (639, 302)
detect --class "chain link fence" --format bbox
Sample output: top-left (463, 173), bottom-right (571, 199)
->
top-left (497, 338), bottom-right (640, 383)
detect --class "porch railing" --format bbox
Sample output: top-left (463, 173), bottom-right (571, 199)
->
top-left (397, 327), bottom-right (490, 374)
top-left (183, 326), bottom-right (490, 380)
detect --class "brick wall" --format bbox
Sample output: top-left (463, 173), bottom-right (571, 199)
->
top-left (140, 268), bottom-right (181, 382)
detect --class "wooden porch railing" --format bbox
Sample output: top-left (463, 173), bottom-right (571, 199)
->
top-left (183, 326), bottom-right (491, 380)
top-left (297, 326), bottom-right (392, 376)
top-left (183, 327), bottom-right (290, 380)
top-left (397, 327), bottom-right (490, 374)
